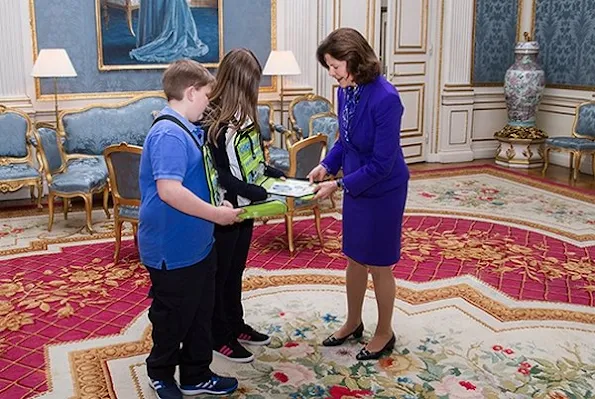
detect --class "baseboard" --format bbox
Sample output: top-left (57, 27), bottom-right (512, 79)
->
top-left (472, 147), bottom-right (499, 159)
top-left (435, 150), bottom-right (475, 163)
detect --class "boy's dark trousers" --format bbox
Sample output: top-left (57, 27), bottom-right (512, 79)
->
top-left (212, 219), bottom-right (254, 347)
top-left (145, 249), bottom-right (216, 384)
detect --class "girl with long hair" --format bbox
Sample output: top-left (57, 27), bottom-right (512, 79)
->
top-left (203, 48), bottom-right (285, 363)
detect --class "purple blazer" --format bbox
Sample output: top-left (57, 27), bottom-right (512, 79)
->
top-left (323, 75), bottom-right (409, 197)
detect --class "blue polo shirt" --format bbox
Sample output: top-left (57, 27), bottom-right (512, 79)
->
top-left (138, 106), bottom-right (214, 270)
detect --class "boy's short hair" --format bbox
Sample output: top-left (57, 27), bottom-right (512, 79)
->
top-left (162, 59), bottom-right (215, 101)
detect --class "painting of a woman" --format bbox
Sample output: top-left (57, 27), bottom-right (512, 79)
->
top-left (129, 0), bottom-right (209, 63)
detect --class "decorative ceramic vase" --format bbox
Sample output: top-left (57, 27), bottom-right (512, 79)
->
top-left (495, 39), bottom-right (548, 168)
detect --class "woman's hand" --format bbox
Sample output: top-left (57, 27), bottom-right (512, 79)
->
top-left (313, 180), bottom-right (338, 200)
top-left (307, 164), bottom-right (328, 184)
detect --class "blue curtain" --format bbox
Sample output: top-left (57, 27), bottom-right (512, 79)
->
top-left (130, 0), bottom-right (209, 63)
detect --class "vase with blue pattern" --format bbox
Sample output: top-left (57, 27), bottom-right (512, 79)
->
top-left (503, 41), bottom-right (546, 132)
top-left (495, 39), bottom-right (548, 168)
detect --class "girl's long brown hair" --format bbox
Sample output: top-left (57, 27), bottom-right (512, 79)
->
top-left (205, 48), bottom-right (262, 144)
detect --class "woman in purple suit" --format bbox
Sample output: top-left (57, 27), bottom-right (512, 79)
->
top-left (308, 28), bottom-right (409, 361)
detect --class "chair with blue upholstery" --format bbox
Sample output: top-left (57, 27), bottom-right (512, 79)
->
top-left (309, 112), bottom-right (339, 209)
top-left (288, 94), bottom-right (333, 141)
top-left (257, 101), bottom-right (292, 172)
top-left (309, 111), bottom-right (339, 149)
top-left (104, 143), bottom-right (141, 263)
top-left (33, 127), bottom-right (110, 233)
top-left (543, 101), bottom-right (595, 181)
top-left (0, 105), bottom-right (43, 207)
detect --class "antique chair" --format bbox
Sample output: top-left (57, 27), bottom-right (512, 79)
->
top-left (283, 134), bottom-right (328, 253)
top-left (309, 111), bottom-right (339, 148)
top-left (257, 101), bottom-right (292, 172)
top-left (0, 105), bottom-right (43, 207)
top-left (104, 143), bottom-right (142, 263)
top-left (33, 127), bottom-right (110, 233)
top-left (309, 112), bottom-right (339, 209)
top-left (543, 101), bottom-right (595, 181)
top-left (288, 94), bottom-right (333, 142)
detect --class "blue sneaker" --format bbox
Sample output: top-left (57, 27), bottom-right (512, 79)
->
top-left (179, 374), bottom-right (239, 396)
top-left (148, 378), bottom-right (182, 399)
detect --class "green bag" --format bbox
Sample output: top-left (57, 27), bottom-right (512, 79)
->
top-left (238, 199), bottom-right (287, 220)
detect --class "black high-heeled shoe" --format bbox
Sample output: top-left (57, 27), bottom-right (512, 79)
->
top-left (322, 322), bottom-right (364, 347)
top-left (355, 334), bottom-right (395, 360)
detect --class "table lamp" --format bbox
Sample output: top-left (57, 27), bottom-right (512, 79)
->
top-left (31, 49), bottom-right (77, 129)
top-left (262, 50), bottom-right (301, 127)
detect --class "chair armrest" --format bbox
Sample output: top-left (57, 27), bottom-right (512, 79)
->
top-left (272, 123), bottom-right (287, 133)
top-left (271, 124), bottom-right (299, 148)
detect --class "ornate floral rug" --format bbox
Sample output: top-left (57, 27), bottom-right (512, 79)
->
top-left (0, 165), bottom-right (593, 398)
top-left (35, 270), bottom-right (595, 399)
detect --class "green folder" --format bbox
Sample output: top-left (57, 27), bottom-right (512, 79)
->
top-left (238, 199), bottom-right (288, 220)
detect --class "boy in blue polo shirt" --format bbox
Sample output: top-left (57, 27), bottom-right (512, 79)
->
top-left (139, 59), bottom-right (242, 399)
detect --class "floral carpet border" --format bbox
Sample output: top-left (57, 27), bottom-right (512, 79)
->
top-left (410, 164), bottom-right (594, 201)
top-left (65, 273), bottom-right (595, 399)
top-left (405, 208), bottom-right (595, 243)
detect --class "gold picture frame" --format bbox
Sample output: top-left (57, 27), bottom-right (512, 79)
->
top-left (95, 0), bottom-right (224, 71)
top-left (29, 0), bottom-right (277, 101)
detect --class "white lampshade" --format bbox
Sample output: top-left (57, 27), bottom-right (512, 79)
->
top-left (31, 49), bottom-right (77, 78)
top-left (262, 50), bottom-right (301, 76)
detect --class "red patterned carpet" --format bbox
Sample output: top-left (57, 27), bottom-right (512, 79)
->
top-left (1, 165), bottom-right (594, 398)
top-left (1, 214), bottom-right (594, 398)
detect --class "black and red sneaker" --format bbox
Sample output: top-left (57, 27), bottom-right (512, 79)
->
top-left (213, 339), bottom-right (254, 363)
top-left (237, 325), bottom-right (271, 346)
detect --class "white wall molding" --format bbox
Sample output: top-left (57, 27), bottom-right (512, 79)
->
top-left (435, 0), bottom-right (475, 162)
top-left (0, 0), bottom-right (34, 113)
top-left (276, 0), bottom-right (317, 91)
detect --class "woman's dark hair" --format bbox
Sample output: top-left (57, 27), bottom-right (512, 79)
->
top-left (316, 28), bottom-right (381, 84)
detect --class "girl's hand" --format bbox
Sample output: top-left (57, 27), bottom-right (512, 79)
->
top-left (307, 164), bottom-right (328, 183)
top-left (313, 180), bottom-right (338, 200)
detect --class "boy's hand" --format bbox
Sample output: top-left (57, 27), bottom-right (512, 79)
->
top-left (215, 206), bottom-right (243, 225)
top-left (222, 200), bottom-right (234, 208)
top-left (308, 164), bottom-right (327, 184)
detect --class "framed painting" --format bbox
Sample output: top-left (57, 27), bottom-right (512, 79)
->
top-left (96, 0), bottom-right (224, 70)
top-left (31, 0), bottom-right (275, 98)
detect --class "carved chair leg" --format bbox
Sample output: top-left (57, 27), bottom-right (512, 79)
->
top-left (63, 198), bottom-right (69, 220)
top-left (114, 217), bottom-right (123, 264)
top-left (29, 185), bottom-right (35, 203)
top-left (330, 192), bottom-right (337, 209)
top-left (132, 222), bottom-right (138, 248)
top-left (573, 152), bottom-right (582, 181)
top-left (569, 152), bottom-right (575, 177)
top-left (83, 195), bottom-right (94, 234)
top-left (284, 212), bottom-right (295, 254)
top-left (47, 192), bottom-right (55, 231)
top-left (36, 182), bottom-right (43, 209)
top-left (313, 206), bottom-right (324, 248)
top-left (103, 187), bottom-right (111, 219)
top-left (541, 147), bottom-right (550, 176)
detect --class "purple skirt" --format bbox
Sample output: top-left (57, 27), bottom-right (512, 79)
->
top-left (342, 182), bottom-right (408, 266)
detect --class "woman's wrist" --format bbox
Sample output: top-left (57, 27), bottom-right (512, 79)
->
top-left (320, 162), bottom-right (331, 174)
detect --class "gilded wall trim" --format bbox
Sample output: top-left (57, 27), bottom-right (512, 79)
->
top-left (29, 0), bottom-right (277, 101)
